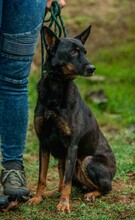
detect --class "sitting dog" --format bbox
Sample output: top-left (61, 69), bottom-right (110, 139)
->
top-left (29, 26), bottom-right (116, 213)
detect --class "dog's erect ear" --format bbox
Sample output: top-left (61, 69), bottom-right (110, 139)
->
top-left (42, 26), bottom-right (60, 51)
top-left (75, 25), bottom-right (92, 44)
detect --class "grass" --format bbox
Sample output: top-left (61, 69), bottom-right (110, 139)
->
top-left (1, 0), bottom-right (135, 219)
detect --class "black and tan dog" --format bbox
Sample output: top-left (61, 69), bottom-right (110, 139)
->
top-left (29, 26), bottom-right (116, 213)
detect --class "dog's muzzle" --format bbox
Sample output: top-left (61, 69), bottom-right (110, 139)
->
top-left (84, 64), bottom-right (96, 76)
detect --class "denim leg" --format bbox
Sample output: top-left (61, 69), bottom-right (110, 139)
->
top-left (0, 90), bottom-right (29, 163)
top-left (0, 0), bottom-right (47, 165)
top-left (0, 0), bottom-right (2, 27)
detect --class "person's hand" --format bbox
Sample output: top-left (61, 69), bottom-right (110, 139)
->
top-left (46, 0), bottom-right (66, 10)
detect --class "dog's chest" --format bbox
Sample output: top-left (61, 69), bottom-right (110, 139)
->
top-left (43, 110), bottom-right (72, 158)
top-left (37, 78), bottom-right (78, 158)
top-left (45, 110), bottom-right (71, 136)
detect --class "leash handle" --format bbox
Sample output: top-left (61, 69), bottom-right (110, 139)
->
top-left (41, 0), bottom-right (67, 76)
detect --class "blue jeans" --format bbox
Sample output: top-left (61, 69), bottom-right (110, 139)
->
top-left (0, 0), bottom-right (47, 165)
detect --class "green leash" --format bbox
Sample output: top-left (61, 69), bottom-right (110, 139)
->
top-left (41, 0), bottom-right (67, 76)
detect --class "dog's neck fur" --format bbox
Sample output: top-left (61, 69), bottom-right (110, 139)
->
top-left (44, 60), bottom-right (73, 82)
top-left (41, 71), bottom-right (76, 110)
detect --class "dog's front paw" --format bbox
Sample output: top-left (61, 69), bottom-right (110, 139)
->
top-left (57, 198), bottom-right (70, 214)
top-left (28, 195), bottom-right (43, 205)
top-left (84, 191), bottom-right (101, 203)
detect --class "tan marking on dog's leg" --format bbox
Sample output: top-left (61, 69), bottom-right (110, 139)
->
top-left (57, 183), bottom-right (71, 214)
top-left (43, 160), bottom-right (64, 198)
top-left (81, 157), bottom-right (100, 203)
top-left (74, 157), bottom-right (100, 203)
top-left (29, 152), bottom-right (50, 205)
top-left (75, 157), bottom-right (98, 190)
top-left (43, 189), bottom-right (58, 197)
top-left (84, 191), bottom-right (101, 203)
top-left (43, 160), bottom-right (65, 198)
top-left (58, 160), bottom-right (65, 192)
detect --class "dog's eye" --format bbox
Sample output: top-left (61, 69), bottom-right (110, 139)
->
top-left (69, 50), bottom-right (78, 56)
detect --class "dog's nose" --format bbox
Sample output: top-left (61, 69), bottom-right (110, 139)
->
top-left (86, 64), bottom-right (96, 74)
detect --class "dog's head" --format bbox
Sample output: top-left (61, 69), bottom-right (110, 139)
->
top-left (43, 26), bottom-right (95, 79)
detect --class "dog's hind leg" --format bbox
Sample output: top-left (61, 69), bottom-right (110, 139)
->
top-left (74, 155), bottom-right (115, 202)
